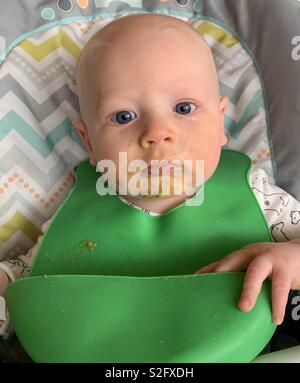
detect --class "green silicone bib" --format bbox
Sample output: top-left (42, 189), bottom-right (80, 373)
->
top-left (6, 149), bottom-right (276, 362)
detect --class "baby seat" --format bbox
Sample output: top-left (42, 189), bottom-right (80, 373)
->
top-left (0, 0), bottom-right (300, 362)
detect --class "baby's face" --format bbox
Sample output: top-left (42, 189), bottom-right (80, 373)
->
top-left (76, 14), bottom-right (228, 199)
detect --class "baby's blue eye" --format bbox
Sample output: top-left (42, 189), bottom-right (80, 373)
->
top-left (113, 110), bottom-right (136, 124)
top-left (175, 102), bottom-right (196, 115)
top-left (112, 102), bottom-right (196, 125)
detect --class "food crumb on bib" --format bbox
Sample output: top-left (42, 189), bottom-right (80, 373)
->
top-left (80, 239), bottom-right (97, 249)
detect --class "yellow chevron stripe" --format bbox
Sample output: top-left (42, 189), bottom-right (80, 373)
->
top-left (195, 21), bottom-right (238, 48)
top-left (0, 211), bottom-right (42, 245)
top-left (19, 30), bottom-right (81, 61)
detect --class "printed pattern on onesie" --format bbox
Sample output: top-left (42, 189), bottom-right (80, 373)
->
top-left (250, 167), bottom-right (300, 242)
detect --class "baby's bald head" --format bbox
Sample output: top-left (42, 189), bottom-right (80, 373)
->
top-left (75, 13), bottom-right (220, 129)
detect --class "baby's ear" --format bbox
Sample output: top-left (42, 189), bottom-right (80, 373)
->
top-left (219, 96), bottom-right (229, 115)
top-left (219, 96), bottom-right (229, 146)
top-left (74, 120), bottom-right (97, 165)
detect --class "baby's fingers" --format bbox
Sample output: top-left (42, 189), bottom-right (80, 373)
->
top-left (195, 248), bottom-right (255, 274)
top-left (212, 249), bottom-right (255, 272)
top-left (194, 261), bottom-right (220, 274)
top-left (238, 257), bottom-right (272, 312)
top-left (271, 268), bottom-right (291, 325)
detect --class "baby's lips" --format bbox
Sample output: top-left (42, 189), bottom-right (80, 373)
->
top-left (141, 162), bottom-right (182, 176)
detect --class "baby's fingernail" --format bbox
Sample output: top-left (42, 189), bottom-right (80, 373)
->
top-left (239, 298), bottom-right (251, 310)
top-left (273, 316), bottom-right (282, 325)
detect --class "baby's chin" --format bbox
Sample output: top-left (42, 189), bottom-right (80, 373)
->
top-left (117, 174), bottom-right (199, 199)
top-left (128, 192), bottom-right (177, 200)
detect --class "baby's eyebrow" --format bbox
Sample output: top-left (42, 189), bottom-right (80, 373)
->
top-left (95, 98), bottom-right (125, 114)
top-left (96, 94), bottom-right (135, 116)
top-left (96, 94), bottom-right (205, 110)
top-left (94, 89), bottom-right (210, 118)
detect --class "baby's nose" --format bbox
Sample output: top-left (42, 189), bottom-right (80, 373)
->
top-left (139, 119), bottom-right (175, 148)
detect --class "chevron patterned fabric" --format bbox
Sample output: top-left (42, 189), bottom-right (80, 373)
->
top-left (0, 16), bottom-right (273, 261)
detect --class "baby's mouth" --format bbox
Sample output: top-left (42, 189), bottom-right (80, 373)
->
top-left (141, 161), bottom-right (182, 177)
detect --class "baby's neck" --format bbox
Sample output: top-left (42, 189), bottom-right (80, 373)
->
top-left (119, 194), bottom-right (193, 214)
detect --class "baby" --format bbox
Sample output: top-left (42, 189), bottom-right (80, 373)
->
top-left (1, 13), bottom-right (300, 342)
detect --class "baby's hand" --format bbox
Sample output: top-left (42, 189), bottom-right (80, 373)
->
top-left (195, 240), bottom-right (300, 325)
